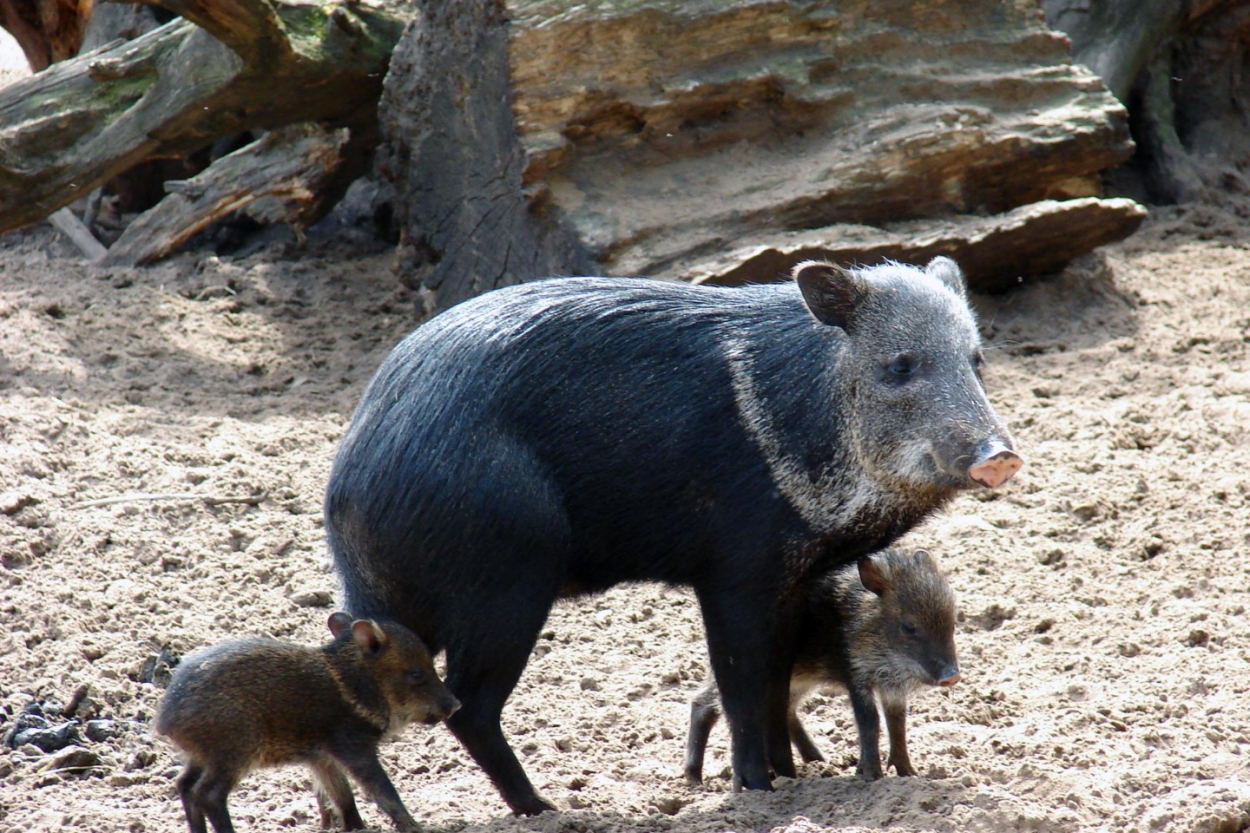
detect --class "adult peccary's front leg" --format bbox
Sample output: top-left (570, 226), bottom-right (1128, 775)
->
top-left (764, 621), bottom-right (801, 780)
top-left (698, 588), bottom-right (776, 791)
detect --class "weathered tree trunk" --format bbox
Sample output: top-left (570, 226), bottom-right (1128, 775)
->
top-left (1043, 0), bottom-right (1250, 204)
top-left (0, 0), bottom-right (404, 236)
top-left (381, 0), bottom-right (1140, 310)
top-left (377, 0), bottom-right (593, 313)
top-left (0, 0), bottom-right (91, 71)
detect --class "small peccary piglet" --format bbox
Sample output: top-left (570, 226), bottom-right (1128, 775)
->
top-left (156, 612), bottom-right (460, 833)
top-left (685, 548), bottom-right (959, 783)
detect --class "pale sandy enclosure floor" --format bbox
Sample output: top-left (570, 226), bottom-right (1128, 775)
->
top-left (1, 197), bottom-right (1249, 833)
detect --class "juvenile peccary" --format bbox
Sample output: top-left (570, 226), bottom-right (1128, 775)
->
top-left (685, 548), bottom-right (958, 784)
top-left (325, 257), bottom-right (1021, 814)
top-left (155, 612), bottom-right (460, 833)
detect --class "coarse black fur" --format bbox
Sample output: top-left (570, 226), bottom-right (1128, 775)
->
top-left (684, 547), bottom-right (959, 784)
top-left (324, 259), bottom-right (1015, 814)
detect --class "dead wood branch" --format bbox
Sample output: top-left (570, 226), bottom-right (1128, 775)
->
top-left (0, 0), bottom-right (403, 236)
top-left (103, 123), bottom-right (349, 266)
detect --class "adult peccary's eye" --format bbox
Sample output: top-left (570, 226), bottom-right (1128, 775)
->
top-left (901, 621), bottom-right (918, 636)
top-left (407, 669), bottom-right (426, 683)
top-left (887, 354), bottom-right (917, 378)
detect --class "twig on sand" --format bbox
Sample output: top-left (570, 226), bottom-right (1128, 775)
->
top-left (68, 492), bottom-right (267, 510)
top-left (48, 207), bottom-right (108, 261)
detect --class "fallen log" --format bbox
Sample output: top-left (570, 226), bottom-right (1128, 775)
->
top-left (103, 123), bottom-right (349, 266)
top-left (0, 0), bottom-right (403, 236)
top-left (47, 206), bottom-right (107, 260)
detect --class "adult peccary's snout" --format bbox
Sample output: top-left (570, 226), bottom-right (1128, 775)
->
top-left (968, 439), bottom-right (1023, 488)
top-left (325, 255), bottom-right (1019, 814)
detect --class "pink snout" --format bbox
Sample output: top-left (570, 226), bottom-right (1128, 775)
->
top-left (968, 445), bottom-right (1023, 488)
top-left (938, 673), bottom-right (962, 688)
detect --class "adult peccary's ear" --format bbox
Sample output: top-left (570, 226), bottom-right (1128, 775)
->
top-left (351, 619), bottom-right (388, 655)
top-left (857, 555), bottom-right (891, 596)
top-left (327, 611), bottom-right (353, 637)
top-left (926, 256), bottom-right (966, 299)
top-left (793, 260), bottom-right (869, 329)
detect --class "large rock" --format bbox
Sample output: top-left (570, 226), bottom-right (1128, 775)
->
top-left (381, 0), bottom-right (1140, 309)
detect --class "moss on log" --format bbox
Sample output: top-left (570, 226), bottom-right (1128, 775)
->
top-left (0, 0), bottom-right (404, 235)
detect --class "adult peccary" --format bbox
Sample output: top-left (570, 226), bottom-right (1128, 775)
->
top-left (324, 257), bottom-right (1021, 815)
top-left (155, 613), bottom-right (460, 833)
top-left (685, 547), bottom-right (959, 785)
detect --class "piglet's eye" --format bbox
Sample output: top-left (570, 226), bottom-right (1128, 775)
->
top-left (407, 669), bottom-right (426, 683)
top-left (901, 621), bottom-right (918, 636)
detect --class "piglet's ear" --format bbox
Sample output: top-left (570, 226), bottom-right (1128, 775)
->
top-left (912, 549), bottom-right (938, 571)
top-left (351, 619), bottom-right (388, 655)
top-left (327, 612), bottom-right (352, 638)
top-left (857, 555), bottom-right (890, 596)
top-left (926, 256), bottom-right (966, 299)
top-left (793, 260), bottom-right (868, 330)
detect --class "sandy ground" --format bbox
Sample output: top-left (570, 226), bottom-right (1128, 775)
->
top-left (1, 186), bottom-right (1250, 833)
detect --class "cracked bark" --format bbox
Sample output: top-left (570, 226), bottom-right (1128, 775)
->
top-left (378, 0), bottom-right (591, 314)
top-left (1044, 0), bottom-right (1250, 204)
top-left (380, 0), bottom-right (1141, 312)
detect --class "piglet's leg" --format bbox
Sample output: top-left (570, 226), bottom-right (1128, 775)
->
top-left (787, 705), bottom-right (825, 763)
top-left (883, 699), bottom-right (917, 776)
top-left (334, 747), bottom-right (420, 833)
top-left (311, 757), bottom-right (365, 830)
top-left (685, 685), bottom-right (723, 785)
top-left (848, 686), bottom-right (883, 781)
top-left (175, 764), bottom-right (208, 833)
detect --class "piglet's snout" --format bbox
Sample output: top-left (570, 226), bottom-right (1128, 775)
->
top-left (968, 441), bottom-right (1022, 488)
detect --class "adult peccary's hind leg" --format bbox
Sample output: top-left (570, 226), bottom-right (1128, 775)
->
top-left (442, 569), bottom-right (561, 815)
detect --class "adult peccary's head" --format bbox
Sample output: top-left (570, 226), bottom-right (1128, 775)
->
top-left (794, 257), bottom-right (1021, 496)
top-left (851, 549), bottom-right (959, 691)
